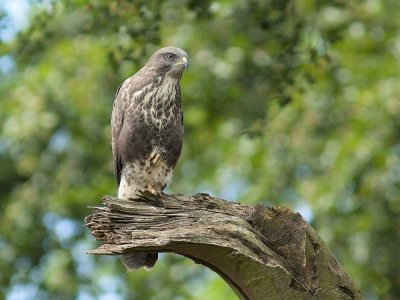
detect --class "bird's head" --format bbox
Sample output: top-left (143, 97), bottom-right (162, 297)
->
top-left (145, 46), bottom-right (188, 79)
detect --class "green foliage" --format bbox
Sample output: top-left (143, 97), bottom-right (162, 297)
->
top-left (1, 0), bottom-right (399, 299)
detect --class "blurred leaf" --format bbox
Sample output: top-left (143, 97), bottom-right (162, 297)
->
top-left (0, 0), bottom-right (399, 299)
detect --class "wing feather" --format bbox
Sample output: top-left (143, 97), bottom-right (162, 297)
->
top-left (111, 70), bottom-right (155, 185)
top-left (111, 83), bottom-right (126, 184)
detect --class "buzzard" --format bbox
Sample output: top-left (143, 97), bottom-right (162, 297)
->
top-left (111, 46), bottom-right (188, 270)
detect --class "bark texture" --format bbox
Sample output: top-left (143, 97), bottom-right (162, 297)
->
top-left (85, 192), bottom-right (361, 300)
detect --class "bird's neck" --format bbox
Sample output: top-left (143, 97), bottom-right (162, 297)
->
top-left (156, 76), bottom-right (181, 105)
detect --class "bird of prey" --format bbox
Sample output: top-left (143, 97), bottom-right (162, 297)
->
top-left (111, 46), bottom-right (188, 270)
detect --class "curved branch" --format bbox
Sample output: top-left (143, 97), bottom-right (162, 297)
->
top-left (85, 192), bottom-right (361, 300)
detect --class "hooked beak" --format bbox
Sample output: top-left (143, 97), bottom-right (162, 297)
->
top-left (175, 56), bottom-right (189, 70)
top-left (182, 56), bottom-right (189, 69)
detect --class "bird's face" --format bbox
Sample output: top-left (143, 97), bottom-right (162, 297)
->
top-left (146, 46), bottom-right (188, 78)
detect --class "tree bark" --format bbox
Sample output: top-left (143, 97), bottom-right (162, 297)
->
top-left (85, 192), bottom-right (361, 300)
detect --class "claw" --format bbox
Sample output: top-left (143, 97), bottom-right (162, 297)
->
top-left (150, 152), bottom-right (161, 166)
top-left (146, 182), bottom-right (161, 197)
top-left (138, 189), bottom-right (164, 206)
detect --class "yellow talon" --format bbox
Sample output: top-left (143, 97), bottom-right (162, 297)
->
top-left (146, 183), bottom-right (161, 197)
top-left (150, 152), bottom-right (161, 166)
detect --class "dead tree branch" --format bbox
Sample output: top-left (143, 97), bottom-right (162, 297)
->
top-left (85, 192), bottom-right (361, 300)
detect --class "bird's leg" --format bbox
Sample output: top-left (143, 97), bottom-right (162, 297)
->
top-left (150, 151), bottom-right (161, 166)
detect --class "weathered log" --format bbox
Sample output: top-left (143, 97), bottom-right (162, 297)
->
top-left (85, 192), bottom-right (361, 300)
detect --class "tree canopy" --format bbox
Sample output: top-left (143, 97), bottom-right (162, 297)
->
top-left (0, 0), bottom-right (399, 299)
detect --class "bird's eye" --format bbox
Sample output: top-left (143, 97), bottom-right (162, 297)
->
top-left (165, 53), bottom-right (176, 61)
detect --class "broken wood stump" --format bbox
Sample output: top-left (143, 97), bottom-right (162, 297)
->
top-left (85, 192), bottom-right (361, 300)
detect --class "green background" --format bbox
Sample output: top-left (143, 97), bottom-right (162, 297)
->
top-left (0, 0), bottom-right (399, 299)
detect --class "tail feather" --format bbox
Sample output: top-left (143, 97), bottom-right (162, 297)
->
top-left (143, 253), bottom-right (158, 270)
top-left (121, 252), bottom-right (158, 271)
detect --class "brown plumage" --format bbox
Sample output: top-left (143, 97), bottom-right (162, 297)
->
top-left (111, 46), bottom-right (188, 270)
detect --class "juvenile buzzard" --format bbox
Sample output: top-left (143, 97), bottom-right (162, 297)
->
top-left (111, 47), bottom-right (188, 270)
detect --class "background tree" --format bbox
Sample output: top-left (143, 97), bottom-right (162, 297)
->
top-left (0, 0), bottom-right (399, 299)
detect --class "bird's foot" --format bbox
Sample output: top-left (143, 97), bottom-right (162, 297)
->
top-left (146, 183), bottom-right (161, 198)
top-left (150, 152), bottom-right (161, 166)
top-left (138, 187), bottom-right (164, 207)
